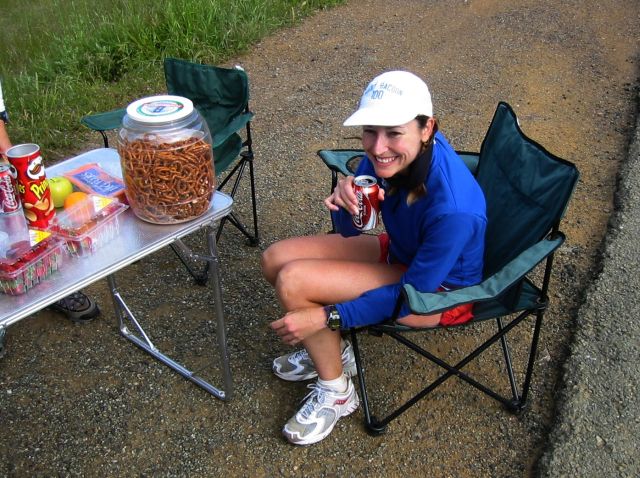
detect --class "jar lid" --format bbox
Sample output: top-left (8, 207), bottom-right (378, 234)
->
top-left (126, 95), bottom-right (194, 124)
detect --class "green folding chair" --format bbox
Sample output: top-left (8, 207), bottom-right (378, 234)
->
top-left (318, 102), bottom-right (579, 434)
top-left (80, 57), bottom-right (259, 247)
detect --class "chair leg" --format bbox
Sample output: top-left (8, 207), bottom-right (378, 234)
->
top-left (497, 317), bottom-right (521, 404)
top-left (247, 154), bottom-right (259, 245)
top-left (386, 315), bottom-right (534, 413)
top-left (354, 313), bottom-right (540, 431)
top-left (329, 171), bottom-right (339, 233)
top-left (100, 131), bottom-right (110, 148)
top-left (519, 309), bottom-right (545, 407)
top-left (170, 242), bottom-right (209, 286)
top-left (216, 211), bottom-right (257, 245)
top-left (350, 329), bottom-right (388, 435)
top-left (216, 154), bottom-right (259, 246)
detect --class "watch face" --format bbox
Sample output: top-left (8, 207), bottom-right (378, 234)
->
top-left (327, 307), bottom-right (341, 330)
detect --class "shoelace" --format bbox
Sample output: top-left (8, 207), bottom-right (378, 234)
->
top-left (288, 348), bottom-right (309, 364)
top-left (298, 383), bottom-right (327, 419)
top-left (288, 343), bottom-right (349, 366)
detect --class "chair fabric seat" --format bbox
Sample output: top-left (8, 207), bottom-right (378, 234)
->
top-left (214, 133), bottom-right (243, 175)
top-left (79, 108), bottom-right (125, 132)
top-left (381, 280), bottom-right (543, 335)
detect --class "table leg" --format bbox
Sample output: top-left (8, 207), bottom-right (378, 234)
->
top-left (0, 325), bottom-right (6, 358)
top-left (207, 224), bottom-right (233, 399)
top-left (105, 222), bottom-right (232, 400)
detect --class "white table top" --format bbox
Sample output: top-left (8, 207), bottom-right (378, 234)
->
top-left (0, 148), bottom-right (233, 326)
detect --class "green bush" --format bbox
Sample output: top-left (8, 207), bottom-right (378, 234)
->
top-left (0, 0), bottom-right (343, 159)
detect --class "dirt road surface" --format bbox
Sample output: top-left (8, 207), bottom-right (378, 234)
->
top-left (1, 0), bottom-right (638, 476)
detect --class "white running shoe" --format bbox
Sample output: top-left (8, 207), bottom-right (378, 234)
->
top-left (283, 378), bottom-right (360, 445)
top-left (272, 341), bottom-right (357, 381)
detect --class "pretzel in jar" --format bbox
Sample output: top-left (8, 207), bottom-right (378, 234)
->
top-left (118, 135), bottom-right (216, 224)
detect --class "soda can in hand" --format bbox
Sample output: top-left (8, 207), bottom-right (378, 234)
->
top-left (352, 175), bottom-right (380, 231)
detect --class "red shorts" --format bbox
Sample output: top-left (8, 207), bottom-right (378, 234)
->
top-left (377, 233), bottom-right (474, 327)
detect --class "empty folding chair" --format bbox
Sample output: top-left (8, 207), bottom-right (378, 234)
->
top-left (163, 57), bottom-right (258, 247)
top-left (80, 57), bottom-right (258, 247)
top-left (80, 58), bottom-right (258, 284)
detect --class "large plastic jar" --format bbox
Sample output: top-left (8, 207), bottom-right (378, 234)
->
top-left (117, 95), bottom-right (216, 224)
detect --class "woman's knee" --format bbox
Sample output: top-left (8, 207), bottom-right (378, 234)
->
top-left (261, 235), bottom-right (325, 285)
top-left (261, 242), bottom-right (289, 285)
top-left (260, 244), bottom-right (277, 284)
top-left (274, 261), bottom-right (310, 308)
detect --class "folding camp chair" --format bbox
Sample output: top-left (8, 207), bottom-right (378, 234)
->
top-left (163, 58), bottom-right (258, 248)
top-left (81, 58), bottom-right (258, 284)
top-left (318, 102), bottom-right (579, 434)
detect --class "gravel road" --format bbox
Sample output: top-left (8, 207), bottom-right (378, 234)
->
top-left (1, 0), bottom-right (638, 476)
top-left (537, 94), bottom-right (640, 477)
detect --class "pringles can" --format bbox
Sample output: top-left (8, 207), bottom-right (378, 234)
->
top-left (352, 175), bottom-right (380, 231)
top-left (6, 144), bottom-right (55, 228)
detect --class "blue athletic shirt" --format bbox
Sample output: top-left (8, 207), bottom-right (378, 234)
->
top-left (332, 131), bottom-right (487, 328)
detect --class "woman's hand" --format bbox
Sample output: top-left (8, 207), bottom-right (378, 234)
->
top-left (324, 176), bottom-right (358, 215)
top-left (323, 175), bottom-right (385, 215)
top-left (270, 307), bottom-right (327, 346)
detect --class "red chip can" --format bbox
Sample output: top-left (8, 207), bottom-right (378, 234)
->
top-left (6, 144), bottom-right (55, 228)
top-left (352, 175), bottom-right (380, 231)
top-left (0, 164), bottom-right (22, 214)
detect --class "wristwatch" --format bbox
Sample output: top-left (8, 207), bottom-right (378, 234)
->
top-left (324, 305), bottom-right (342, 330)
top-left (0, 110), bottom-right (8, 125)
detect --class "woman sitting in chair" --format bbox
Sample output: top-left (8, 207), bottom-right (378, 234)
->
top-left (261, 70), bottom-right (487, 445)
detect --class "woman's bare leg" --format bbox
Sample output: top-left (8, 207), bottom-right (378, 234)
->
top-left (261, 233), bottom-right (381, 285)
top-left (263, 233), bottom-right (438, 379)
top-left (274, 257), bottom-right (406, 380)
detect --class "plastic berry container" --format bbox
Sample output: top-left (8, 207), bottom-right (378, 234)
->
top-left (0, 229), bottom-right (66, 295)
top-left (51, 195), bottom-right (128, 257)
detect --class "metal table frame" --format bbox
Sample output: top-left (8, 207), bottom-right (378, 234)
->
top-left (0, 148), bottom-right (235, 400)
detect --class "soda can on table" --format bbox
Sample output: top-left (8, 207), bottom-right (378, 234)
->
top-left (6, 143), bottom-right (55, 229)
top-left (352, 175), bottom-right (380, 231)
top-left (0, 164), bottom-right (22, 214)
top-left (0, 164), bottom-right (30, 257)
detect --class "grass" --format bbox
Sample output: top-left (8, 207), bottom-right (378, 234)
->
top-left (0, 0), bottom-right (344, 160)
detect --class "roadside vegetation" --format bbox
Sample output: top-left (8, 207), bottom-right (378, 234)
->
top-left (0, 0), bottom-right (344, 160)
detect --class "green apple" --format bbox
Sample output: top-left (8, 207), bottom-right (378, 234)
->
top-left (48, 176), bottom-right (74, 208)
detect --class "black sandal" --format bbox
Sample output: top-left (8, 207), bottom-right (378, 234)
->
top-left (48, 291), bottom-right (100, 323)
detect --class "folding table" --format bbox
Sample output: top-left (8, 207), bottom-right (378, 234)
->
top-left (0, 148), bottom-right (235, 400)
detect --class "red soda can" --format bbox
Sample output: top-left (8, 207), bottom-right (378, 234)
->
top-left (0, 164), bottom-right (22, 214)
top-left (352, 175), bottom-right (380, 231)
top-left (6, 144), bottom-right (55, 228)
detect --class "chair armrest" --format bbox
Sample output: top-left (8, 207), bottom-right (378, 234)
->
top-left (80, 108), bottom-right (126, 132)
top-left (317, 149), bottom-right (364, 177)
top-left (212, 112), bottom-right (254, 147)
top-left (401, 233), bottom-right (565, 315)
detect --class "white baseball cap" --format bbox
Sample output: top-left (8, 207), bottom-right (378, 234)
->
top-left (343, 71), bottom-right (433, 127)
